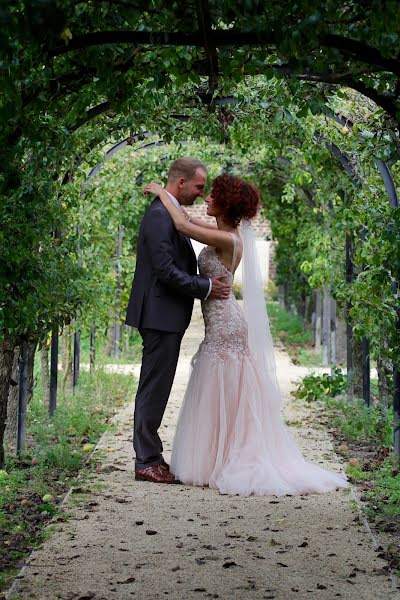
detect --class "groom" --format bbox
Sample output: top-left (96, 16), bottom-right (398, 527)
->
top-left (125, 158), bottom-right (230, 483)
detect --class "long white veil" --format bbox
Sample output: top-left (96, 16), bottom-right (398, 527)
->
top-left (241, 218), bottom-right (282, 410)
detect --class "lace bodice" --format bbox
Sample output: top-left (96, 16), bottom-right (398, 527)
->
top-left (197, 240), bottom-right (249, 360)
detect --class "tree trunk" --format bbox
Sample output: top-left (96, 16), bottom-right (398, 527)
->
top-left (352, 335), bottom-right (364, 400)
top-left (105, 325), bottom-right (114, 357)
top-left (41, 343), bottom-right (50, 405)
top-left (5, 340), bottom-right (36, 452)
top-left (123, 325), bottom-right (130, 353)
top-left (278, 285), bottom-right (285, 309)
top-left (0, 338), bottom-right (17, 467)
top-left (305, 292), bottom-right (314, 325)
top-left (4, 347), bottom-right (20, 450)
top-left (377, 353), bottom-right (393, 410)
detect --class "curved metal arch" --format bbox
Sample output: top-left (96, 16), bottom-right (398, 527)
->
top-left (324, 110), bottom-right (399, 207)
top-left (64, 93), bottom-right (400, 454)
top-left (85, 131), bottom-right (154, 185)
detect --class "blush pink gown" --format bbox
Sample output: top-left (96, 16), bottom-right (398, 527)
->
top-left (170, 239), bottom-right (348, 496)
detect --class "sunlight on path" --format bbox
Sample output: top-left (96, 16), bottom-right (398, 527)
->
top-left (6, 303), bottom-right (399, 600)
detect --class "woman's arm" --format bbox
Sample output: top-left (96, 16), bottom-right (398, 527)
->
top-left (180, 207), bottom-right (218, 230)
top-left (144, 182), bottom-right (232, 250)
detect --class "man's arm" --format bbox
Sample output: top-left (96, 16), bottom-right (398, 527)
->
top-left (143, 206), bottom-right (210, 300)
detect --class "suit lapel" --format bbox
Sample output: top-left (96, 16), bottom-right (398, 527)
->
top-left (181, 232), bottom-right (197, 261)
top-left (155, 197), bottom-right (197, 262)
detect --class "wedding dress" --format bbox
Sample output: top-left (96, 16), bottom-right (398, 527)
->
top-left (170, 224), bottom-right (348, 496)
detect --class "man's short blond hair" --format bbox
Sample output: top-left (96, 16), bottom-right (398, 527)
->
top-left (167, 157), bottom-right (207, 182)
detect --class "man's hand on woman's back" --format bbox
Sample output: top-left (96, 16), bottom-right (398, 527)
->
top-left (210, 275), bottom-right (231, 300)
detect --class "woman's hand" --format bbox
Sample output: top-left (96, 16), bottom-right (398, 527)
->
top-left (144, 181), bottom-right (165, 197)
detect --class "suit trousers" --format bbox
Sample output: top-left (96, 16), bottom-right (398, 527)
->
top-left (134, 328), bottom-right (184, 470)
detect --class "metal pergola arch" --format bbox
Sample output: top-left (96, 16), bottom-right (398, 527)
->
top-left (26, 97), bottom-right (399, 457)
top-left (83, 111), bottom-right (400, 405)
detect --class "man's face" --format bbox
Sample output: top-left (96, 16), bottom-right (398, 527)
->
top-left (177, 168), bottom-right (207, 206)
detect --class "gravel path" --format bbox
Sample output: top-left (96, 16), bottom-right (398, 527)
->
top-left (7, 303), bottom-right (400, 600)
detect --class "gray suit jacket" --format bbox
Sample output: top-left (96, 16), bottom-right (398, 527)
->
top-left (125, 198), bottom-right (210, 333)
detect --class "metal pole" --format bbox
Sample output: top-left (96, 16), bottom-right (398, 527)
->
top-left (315, 289), bottom-right (322, 353)
top-left (73, 224), bottom-right (82, 392)
top-left (16, 338), bottom-right (29, 453)
top-left (394, 362), bottom-right (400, 458)
top-left (376, 162), bottom-right (400, 457)
top-left (113, 323), bottom-right (120, 359)
top-left (90, 327), bottom-right (96, 374)
top-left (322, 284), bottom-right (330, 366)
top-left (113, 226), bottom-right (123, 358)
top-left (49, 325), bottom-right (58, 416)
top-left (345, 233), bottom-right (354, 400)
top-left (360, 227), bottom-right (371, 406)
top-left (393, 287), bottom-right (400, 458)
top-left (330, 297), bottom-right (336, 368)
top-left (73, 330), bottom-right (80, 392)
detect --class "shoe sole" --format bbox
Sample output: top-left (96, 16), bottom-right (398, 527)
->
top-left (135, 475), bottom-right (181, 484)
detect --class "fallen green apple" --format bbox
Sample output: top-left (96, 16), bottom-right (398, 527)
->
top-left (82, 443), bottom-right (95, 453)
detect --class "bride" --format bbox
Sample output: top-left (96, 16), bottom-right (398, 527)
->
top-left (144, 174), bottom-right (348, 497)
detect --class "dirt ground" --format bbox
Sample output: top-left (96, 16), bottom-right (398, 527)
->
top-left (6, 303), bottom-right (400, 600)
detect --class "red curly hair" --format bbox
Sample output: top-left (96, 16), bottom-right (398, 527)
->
top-left (210, 173), bottom-right (260, 227)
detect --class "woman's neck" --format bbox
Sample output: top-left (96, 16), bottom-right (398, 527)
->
top-left (216, 216), bottom-right (237, 233)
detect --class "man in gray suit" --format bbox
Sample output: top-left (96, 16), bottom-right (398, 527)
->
top-left (125, 158), bottom-right (230, 483)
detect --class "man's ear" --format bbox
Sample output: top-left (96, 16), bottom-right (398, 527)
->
top-left (178, 177), bottom-right (185, 187)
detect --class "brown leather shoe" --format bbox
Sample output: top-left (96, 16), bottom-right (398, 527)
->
top-left (135, 464), bottom-right (180, 484)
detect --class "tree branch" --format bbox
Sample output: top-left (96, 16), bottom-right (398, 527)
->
top-left (49, 29), bottom-right (400, 79)
top-left (338, 77), bottom-right (400, 120)
top-left (49, 30), bottom-right (278, 56)
top-left (71, 101), bottom-right (112, 131)
top-left (269, 65), bottom-right (400, 119)
top-left (322, 33), bottom-right (400, 76)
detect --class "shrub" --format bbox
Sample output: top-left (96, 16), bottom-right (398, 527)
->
top-left (293, 367), bottom-right (348, 402)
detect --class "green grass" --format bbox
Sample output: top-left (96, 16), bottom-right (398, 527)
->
top-left (1, 367), bottom-right (137, 594)
top-left (346, 457), bottom-right (400, 521)
top-left (267, 302), bottom-right (312, 345)
top-left (267, 301), bottom-right (322, 366)
top-left (325, 395), bottom-right (393, 447)
top-left (78, 328), bottom-right (142, 365)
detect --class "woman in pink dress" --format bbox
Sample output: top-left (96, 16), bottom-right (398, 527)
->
top-left (144, 175), bottom-right (348, 497)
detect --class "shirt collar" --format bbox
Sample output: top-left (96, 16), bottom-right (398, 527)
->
top-left (166, 191), bottom-right (181, 209)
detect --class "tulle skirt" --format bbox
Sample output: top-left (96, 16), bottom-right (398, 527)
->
top-left (170, 346), bottom-right (349, 497)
